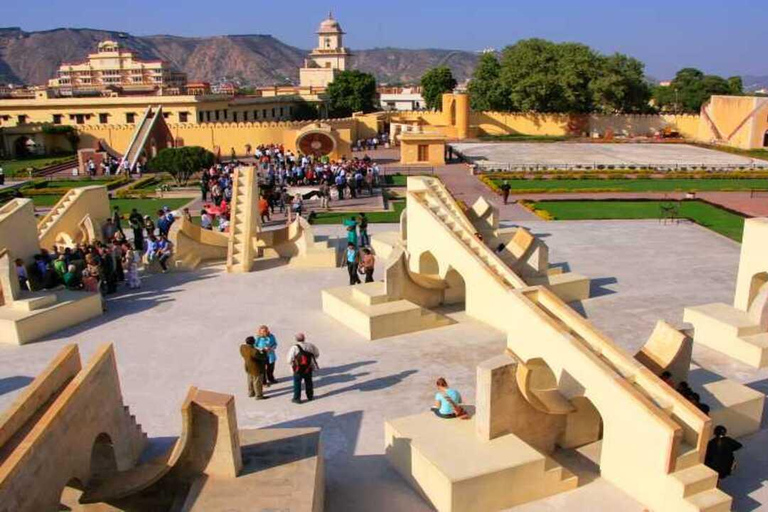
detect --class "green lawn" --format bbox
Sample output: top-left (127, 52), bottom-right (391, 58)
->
top-left (492, 178), bottom-right (768, 193)
top-left (0, 155), bottom-right (75, 177)
top-left (40, 178), bottom-right (118, 188)
top-left (532, 200), bottom-right (745, 241)
top-left (30, 196), bottom-right (191, 217)
top-left (311, 201), bottom-right (405, 225)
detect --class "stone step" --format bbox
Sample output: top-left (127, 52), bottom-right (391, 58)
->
top-left (685, 488), bottom-right (732, 512)
top-left (672, 464), bottom-right (719, 498)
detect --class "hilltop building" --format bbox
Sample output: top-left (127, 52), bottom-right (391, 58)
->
top-left (299, 12), bottom-right (351, 88)
top-left (47, 40), bottom-right (187, 96)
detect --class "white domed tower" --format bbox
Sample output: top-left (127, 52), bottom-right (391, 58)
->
top-left (299, 12), bottom-right (352, 88)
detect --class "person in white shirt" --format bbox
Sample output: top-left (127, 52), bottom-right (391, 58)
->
top-left (200, 211), bottom-right (213, 230)
top-left (286, 333), bottom-right (320, 404)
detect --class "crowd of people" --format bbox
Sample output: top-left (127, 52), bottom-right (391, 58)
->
top-left (198, 145), bottom-right (384, 231)
top-left (16, 205), bottom-right (179, 309)
top-left (84, 155), bottom-right (143, 177)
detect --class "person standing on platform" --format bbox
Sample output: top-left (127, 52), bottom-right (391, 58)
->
top-left (345, 242), bottom-right (361, 285)
top-left (256, 325), bottom-right (279, 386)
top-left (287, 333), bottom-right (319, 404)
top-left (240, 336), bottom-right (268, 400)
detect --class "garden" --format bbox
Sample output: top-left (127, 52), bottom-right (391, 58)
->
top-left (525, 199), bottom-right (745, 241)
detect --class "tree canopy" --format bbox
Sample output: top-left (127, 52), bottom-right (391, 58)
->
top-left (148, 146), bottom-right (214, 186)
top-left (468, 39), bottom-right (652, 113)
top-left (652, 68), bottom-right (744, 113)
top-left (326, 70), bottom-right (378, 117)
top-left (420, 66), bottom-right (457, 110)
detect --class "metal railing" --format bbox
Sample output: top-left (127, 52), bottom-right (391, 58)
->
top-left (472, 161), bottom-right (768, 173)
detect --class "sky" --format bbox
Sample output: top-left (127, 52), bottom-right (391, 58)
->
top-left (2, 0), bottom-right (767, 79)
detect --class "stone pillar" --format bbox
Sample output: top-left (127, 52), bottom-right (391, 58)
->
top-left (190, 389), bottom-right (243, 478)
top-left (454, 93), bottom-right (470, 140)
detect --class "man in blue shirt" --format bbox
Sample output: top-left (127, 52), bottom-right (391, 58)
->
top-left (345, 243), bottom-right (361, 285)
top-left (255, 325), bottom-right (278, 385)
top-left (432, 377), bottom-right (463, 419)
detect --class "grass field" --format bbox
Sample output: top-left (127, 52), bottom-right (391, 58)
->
top-left (491, 178), bottom-right (768, 193)
top-left (311, 201), bottom-right (405, 225)
top-left (40, 178), bottom-right (118, 188)
top-left (0, 155), bottom-right (75, 177)
top-left (31, 196), bottom-right (191, 217)
top-left (532, 200), bottom-right (745, 241)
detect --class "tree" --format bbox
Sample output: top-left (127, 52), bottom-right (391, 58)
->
top-left (148, 146), bottom-right (214, 186)
top-left (291, 99), bottom-right (321, 121)
top-left (653, 68), bottom-right (737, 113)
top-left (326, 70), bottom-right (377, 117)
top-left (468, 53), bottom-right (510, 111)
top-left (420, 66), bottom-right (457, 110)
top-left (589, 53), bottom-right (652, 113)
top-left (42, 125), bottom-right (80, 152)
top-left (727, 76), bottom-right (744, 95)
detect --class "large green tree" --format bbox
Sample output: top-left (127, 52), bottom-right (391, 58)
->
top-left (421, 66), bottom-right (458, 110)
top-left (148, 146), bottom-right (214, 186)
top-left (469, 39), bottom-right (652, 113)
top-left (653, 68), bottom-right (741, 113)
top-left (326, 70), bottom-right (377, 117)
top-left (589, 53), bottom-right (652, 113)
top-left (467, 52), bottom-right (511, 111)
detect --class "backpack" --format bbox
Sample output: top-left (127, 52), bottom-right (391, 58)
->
top-left (291, 344), bottom-right (315, 375)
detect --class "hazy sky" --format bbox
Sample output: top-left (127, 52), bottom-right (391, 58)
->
top-left (2, 0), bottom-right (766, 79)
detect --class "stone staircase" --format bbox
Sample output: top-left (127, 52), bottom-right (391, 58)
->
top-left (685, 303), bottom-right (768, 368)
top-left (226, 169), bottom-right (257, 273)
top-left (37, 188), bottom-right (79, 239)
top-left (522, 287), bottom-right (731, 512)
top-left (122, 106), bottom-right (161, 171)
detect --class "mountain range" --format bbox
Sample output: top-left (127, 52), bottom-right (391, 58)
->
top-left (0, 27), bottom-right (480, 87)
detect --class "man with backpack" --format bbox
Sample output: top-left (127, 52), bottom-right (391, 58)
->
top-left (287, 333), bottom-right (320, 404)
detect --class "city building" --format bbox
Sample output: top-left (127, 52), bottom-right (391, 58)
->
top-left (47, 40), bottom-right (187, 96)
top-left (299, 12), bottom-right (351, 88)
top-left (379, 86), bottom-right (425, 111)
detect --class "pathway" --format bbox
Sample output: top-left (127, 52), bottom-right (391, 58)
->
top-left (367, 148), bottom-right (539, 222)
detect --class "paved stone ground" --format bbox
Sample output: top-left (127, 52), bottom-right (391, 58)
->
top-left (453, 142), bottom-right (768, 168)
top-left (2, 221), bottom-right (768, 510)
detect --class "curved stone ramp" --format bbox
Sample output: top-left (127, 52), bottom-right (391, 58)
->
top-left (635, 320), bottom-right (693, 384)
top-left (79, 386), bottom-right (197, 505)
top-left (169, 217), bottom-right (229, 270)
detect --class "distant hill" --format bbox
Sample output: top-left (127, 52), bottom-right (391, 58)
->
top-left (0, 27), bottom-right (479, 87)
top-left (742, 75), bottom-right (768, 92)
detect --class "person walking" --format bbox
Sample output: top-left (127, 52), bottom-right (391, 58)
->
top-left (705, 425), bottom-right (743, 481)
top-left (287, 333), bottom-right (319, 404)
top-left (345, 242), bottom-right (361, 285)
top-left (240, 336), bottom-right (268, 399)
top-left (358, 213), bottom-right (370, 247)
top-left (128, 208), bottom-right (144, 252)
top-left (256, 325), bottom-right (278, 385)
top-left (343, 216), bottom-right (358, 247)
top-left (500, 180), bottom-right (511, 205)
top-left (360, 248), bottom-right (375, 283)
